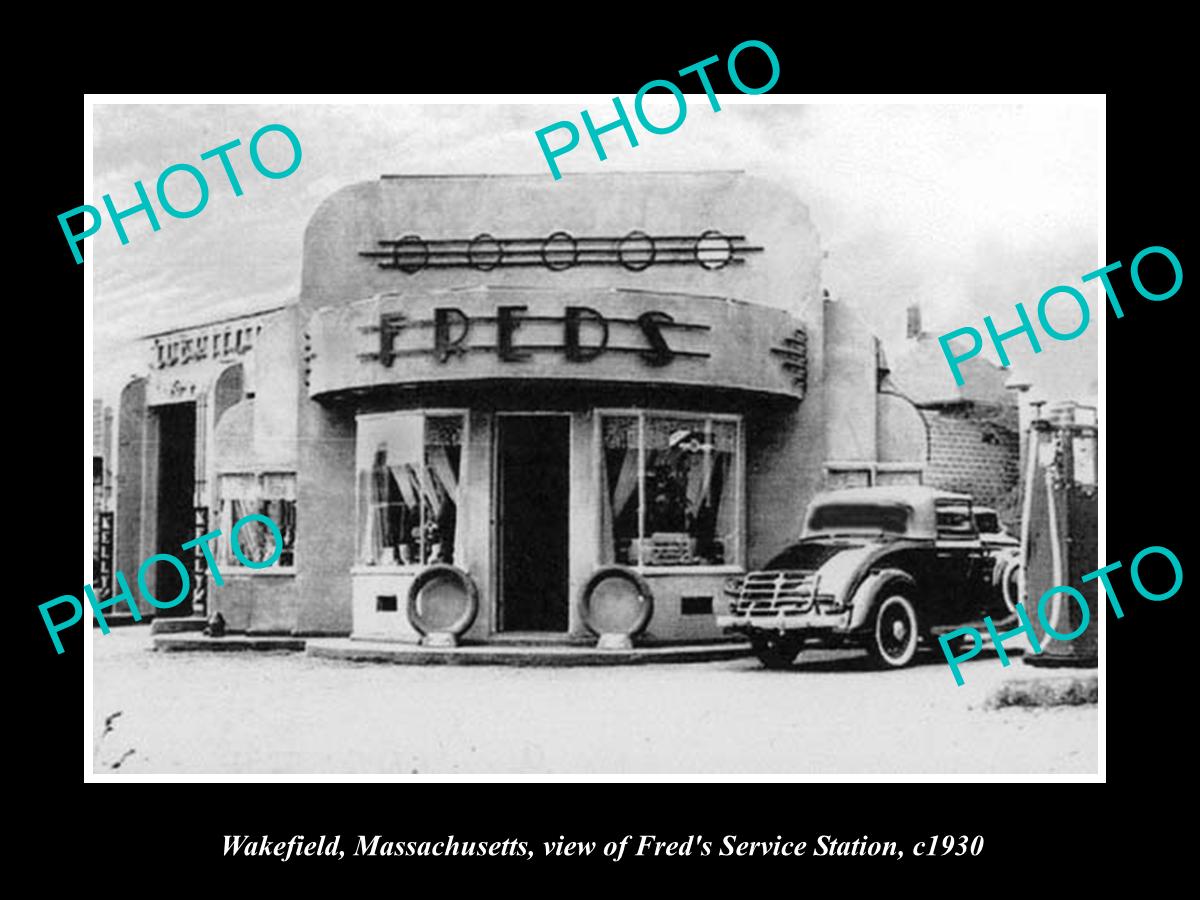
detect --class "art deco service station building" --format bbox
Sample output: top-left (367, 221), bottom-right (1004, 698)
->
top-left (114, 171), bottom-right (936, 649)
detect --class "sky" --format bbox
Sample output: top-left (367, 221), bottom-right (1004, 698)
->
top-left (91, 101), bottom-right (1100, 409)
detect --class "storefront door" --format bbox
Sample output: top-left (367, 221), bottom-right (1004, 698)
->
top-left (497, 415), bottom-right (570, 632)
top-left (154, 402), bottom-right (196, 616)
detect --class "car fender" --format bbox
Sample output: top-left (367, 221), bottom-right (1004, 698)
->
top-left (989, 546), bottom-right (1021, 588)
top-left (847, 568), bottom-right (918, 632)
top-left (812, 544), bottom-right (879, 598)
top-left (1000, 555), bottom-right (1023, 614)
top-left (813, 541), bottom-right (925, 607)
top-left (986, 547), bottom-right (1022, 614)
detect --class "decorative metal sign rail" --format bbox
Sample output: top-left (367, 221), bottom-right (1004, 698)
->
top-left (359, 230), bottom-right (763, 273)
top-left (770, 328), bottom-right (809, 396)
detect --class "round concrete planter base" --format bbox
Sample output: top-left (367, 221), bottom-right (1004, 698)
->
top-left (595, 633), bottom-right (634, 651)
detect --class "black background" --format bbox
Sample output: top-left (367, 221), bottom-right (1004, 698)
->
top-left (20, 23), bottom-right (1189, 889)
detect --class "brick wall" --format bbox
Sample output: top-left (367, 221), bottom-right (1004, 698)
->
top-left (923, 403), bottom-right (1020, 525)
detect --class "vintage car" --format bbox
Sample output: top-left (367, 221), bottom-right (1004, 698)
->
top-left (716, 486), bottom-right (1014, 669)
top-left (974, 506), bottom-right (1022, 615)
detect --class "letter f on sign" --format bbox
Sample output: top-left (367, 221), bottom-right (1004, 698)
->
top-left (535, 122), bottom-right (580, 181)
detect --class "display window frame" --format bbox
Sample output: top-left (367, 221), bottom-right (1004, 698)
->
top-left (594, 408), bottom-right (746, 576)
top-left (351, 409), bottom-right (471, 576)
top-left (213, 469), bottom-right (299, 576)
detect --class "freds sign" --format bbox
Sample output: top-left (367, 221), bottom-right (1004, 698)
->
top-left (371, 305), bottom-right (711, 368)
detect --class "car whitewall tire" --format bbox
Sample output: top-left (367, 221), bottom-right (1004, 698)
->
top-left (872, 594), bottom-right (919, 668)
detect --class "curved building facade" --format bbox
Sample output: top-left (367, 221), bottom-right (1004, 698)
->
top-left (117, 171), bottom-right (928, 644)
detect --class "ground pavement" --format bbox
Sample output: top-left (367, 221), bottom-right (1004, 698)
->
top-left (91, 626), bottom-right (1097, 775)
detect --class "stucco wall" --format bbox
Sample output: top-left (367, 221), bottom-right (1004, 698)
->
top-left (823, 298), bottom-right (876, 464)
top-left (293, 171), bottom-right (830, 640)
top-left (115, 378), bottom-right (155, 617)
top-left (341, 396), bottom-right (816, 643)
top-left (299, 172), bottom-right (822, 323)
top-left (877, 392), bottom-right (929, 464)
top-left (208, 309), bottom-right (303, 634)
top-left (295, 399), bottom-right (356, 634)
top-left (744, 402), bottom-right (826, 569)
top-left (252, 307), bottom-right (300, 467)
top-left (307, 288), bottom-right (806, 401)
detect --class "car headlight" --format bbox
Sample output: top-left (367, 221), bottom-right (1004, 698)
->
top-left (723, 576), bottom-right (744, 596)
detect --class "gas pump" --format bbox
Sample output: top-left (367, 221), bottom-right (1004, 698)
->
top-left (1020, 402), bottom-right (1098, 666)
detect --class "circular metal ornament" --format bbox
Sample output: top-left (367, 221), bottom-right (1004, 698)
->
top-left (694, 229), bottom-right (734, 270)
top-left (468, 232), bottom-right (503, 271)
top-left (617, 230), bottom-right (656, 272)
top-left (392, 234), bottom-right (429, 274)
top-left (541, 230), bottom-right (578, 271)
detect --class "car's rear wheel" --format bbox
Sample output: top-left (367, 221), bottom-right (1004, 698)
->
top-left (870, 594), bottom-right (920, 668)
top-left (752, 634), bottom-right (804, 670)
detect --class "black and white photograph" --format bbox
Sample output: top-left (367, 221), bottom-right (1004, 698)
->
top-left (84, 96), bottom-right (1103, 776)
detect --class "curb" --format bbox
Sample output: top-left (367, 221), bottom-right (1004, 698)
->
top-left (154, 634), bottom-right (307, 653)
top-left (306, 638), bottom-right (752, 667)
top-left (92, 614), bottom-right (149, 629)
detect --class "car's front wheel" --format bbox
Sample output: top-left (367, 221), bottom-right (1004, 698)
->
top-left (751, 633), bottom-right (804, 670)
top-left (870, 594), bottom-right (920, 668)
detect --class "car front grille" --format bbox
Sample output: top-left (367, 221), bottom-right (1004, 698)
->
top-left (725, 570), bottom-right (818, 615)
